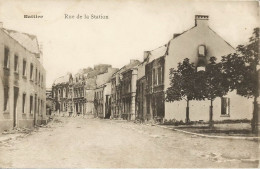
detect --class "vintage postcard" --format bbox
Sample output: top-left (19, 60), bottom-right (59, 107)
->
top-left (0, 0), bottom-right (259, 168)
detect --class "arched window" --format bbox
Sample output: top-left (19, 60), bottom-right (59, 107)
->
top-left (198, 45), bottom-right (206, 56)
top-left (58, 89), bottom-right (61, 99)
top-left (63, 88), bottom-right (66, 98)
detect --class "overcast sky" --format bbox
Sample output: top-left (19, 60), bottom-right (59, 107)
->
top-left (0, 0), bottom-right (259, 88)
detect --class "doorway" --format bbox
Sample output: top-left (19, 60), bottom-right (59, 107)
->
top-left (13, 87), bottom-right (19, 128)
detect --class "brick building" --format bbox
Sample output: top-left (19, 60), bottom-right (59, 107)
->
top-left (0, 22), bottom-right (46, 132)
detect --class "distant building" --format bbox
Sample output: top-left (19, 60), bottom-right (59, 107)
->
top-left (46, 88), bottom-right (53, 116)
top-left (52, 73), bottom-right (72, 116)
top-left (52, 64), bottom-right (118, 117)
top-left (0, 22), bottom-right (46, 132)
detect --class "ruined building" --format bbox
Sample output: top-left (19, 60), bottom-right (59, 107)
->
top-left (0, 22), bottom-right (47, 132)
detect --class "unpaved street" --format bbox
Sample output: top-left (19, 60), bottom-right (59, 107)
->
top-left (0, 117), bottom-right (259, 168)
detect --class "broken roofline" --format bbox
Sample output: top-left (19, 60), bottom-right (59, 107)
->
top-left (2, 28), bottom-right (41, 55)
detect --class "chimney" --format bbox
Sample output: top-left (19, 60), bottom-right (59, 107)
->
top-left (143, 51), bottom-right (150, 61)
top-left (195, 15), bottom-right (209, 27)
top-left (173, 33), bottom-right (181, 39)
top-left (0, 22), bottom-right (3, 28)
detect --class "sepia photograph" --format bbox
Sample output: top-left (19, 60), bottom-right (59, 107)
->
top-left (0, 0), bottom-right (259, 168)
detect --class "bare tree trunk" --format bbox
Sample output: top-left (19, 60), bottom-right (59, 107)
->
top-left (185, 100), bottom-right (190, 124)
top-left (252, 96), bottom-right (259, 134)
top-left (209, 99), bottom-right (214, 129)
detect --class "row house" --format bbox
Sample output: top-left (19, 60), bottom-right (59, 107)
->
top-left (111, 60), bottom-right (140, 120)
top-left (94, 67), bottom-right (118, 118)
top-left (0, 22), bottom-right (47, 132)
top-left (52, 64), bottom-right (117, 117)
top-left (136, 15), bottom-right (253, 122)
top-left (52, 73), bottom-right (72, 116)
top-left (73, 73), bottom-right (86, 115)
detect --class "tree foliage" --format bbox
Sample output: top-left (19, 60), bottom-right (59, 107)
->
top-left (222, 27), bottom-right (259, 98)
top-left (204, 57), bottom-right (229, 101)
top-left (166, 58), bottom-right (197, 102)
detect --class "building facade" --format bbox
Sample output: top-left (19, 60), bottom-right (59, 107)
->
top-left (94, 67), bottom-right (118, 118)
top-left (111, 60), bottom-right (140, 120)
top-left (136, 60), bottom-right (148, 121)
top-left (136, 15), bottom-right (253, 122)
top-left (0, 22), bottom-right (46, 132)
top-left (52, 73), bottom-right (72, 116)
top-left (46, 88), bottom-right (53, 116)
top-left (73, 73), bottom-right (86, 115)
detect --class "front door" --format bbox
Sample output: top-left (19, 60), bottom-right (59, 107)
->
top-left (13, 87), bottom-right (19, 128)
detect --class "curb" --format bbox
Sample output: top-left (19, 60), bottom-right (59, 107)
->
top-left (157, 125), bottom-right (260, 141)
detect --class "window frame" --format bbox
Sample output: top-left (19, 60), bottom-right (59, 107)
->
top-left (22, 59), bottom-right (27, 77)
top-left (3, 86), bottom-right (9, 112)
top-left (4, 47), bottom-right (10, 69)
top-left (14, 54), bottom-right (19, 73)
top-left (221, 97), bottom-right (230, 116)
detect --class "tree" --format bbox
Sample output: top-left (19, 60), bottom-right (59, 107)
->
top-left (166, 58), bottom-right (202, 123)
top-left (222, 27), bottom-right (259, 133)
top-left (204, 57), bottom-right (229, 128)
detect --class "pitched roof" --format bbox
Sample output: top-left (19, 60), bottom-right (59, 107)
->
top-left (3, 28), bottom-right (40, 54)
top-left (53, 74), bottom-right (71, 85)
top-left (147, 44), bottom-right (168, 63)
top-left (113, 60), bottom-right (141, 77)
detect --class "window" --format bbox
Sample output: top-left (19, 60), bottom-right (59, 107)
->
top-left (63, 88), bottom-right (66, 98)
top-left (38, 98), bottom-right (40, 114)
top-left (198, 45), bottom-right (206, 56)
top-left (23, 60), bottom-right (27, 76)
top-left (221, 97), bottom-right (230, 116)
top-left (30, 64), bottom-right (34, 80)
top-left (4, 86), bottom-right (9, 111)
top-left (158, 67), bottom-right (163, 85)
top-left (22, 93), bottom-right (26, 113)
top-left (14, 55), bottom-right (19, 73)
top-left (30, 95), bottom-right (33, 114)
top-left (4, 47), bottom-right (9, 69)
top-left (58, 89), bottom-right (61, 98)
top-left (38, 72), bottom-right (41, 86)
top-left (35, 68), bottom-right (38, 84)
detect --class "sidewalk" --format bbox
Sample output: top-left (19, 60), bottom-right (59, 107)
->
top-left (157, 124), bottom-right (260, 141)
top-left (108, 119), bottom-right (260, 141)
